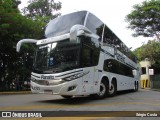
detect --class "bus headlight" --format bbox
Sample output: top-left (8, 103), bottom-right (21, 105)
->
top-left (63, 71), bottom-right (89, 81)
top-left (49, 79), bottom-right (65, 85)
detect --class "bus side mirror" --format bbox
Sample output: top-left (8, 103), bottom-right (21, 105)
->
top-left (70, 25), bottom-right (78, 42)
top-left (70, 24), bottom-right (100, 47)
top-left (70, 24), bottom-right (87, 42)
top-left (70, 24), bottom-right (95, 41)
top-left (16, 39), bottom-right (37, 52)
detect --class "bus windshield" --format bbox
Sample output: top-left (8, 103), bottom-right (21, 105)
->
top-left (33, 39), bottom-right (81, 73)
top-left (33, 36), bottom-right (100, 74)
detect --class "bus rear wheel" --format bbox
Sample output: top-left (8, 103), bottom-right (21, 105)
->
top-left (136, 82), bottom-right (139, 91)
top-left (108, 81), bottom-right (117, 97)
top-left (134, 81), bottom-right (139, 92)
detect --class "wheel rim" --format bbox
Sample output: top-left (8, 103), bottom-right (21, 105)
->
top-left (98, 83), bottom-right (106, 96)
top-left (109, 83), bottom-right (115, 94)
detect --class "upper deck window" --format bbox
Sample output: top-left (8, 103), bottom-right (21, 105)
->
top-left (86, 13), bottom-right (103, 40)
top-left (45, 11), bottom-right (87, 38)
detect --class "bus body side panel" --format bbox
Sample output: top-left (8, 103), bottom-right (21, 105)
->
top-left (81, 67), bottom-right (97, 94)
top-left (102, 50), bottom-right (137, 91)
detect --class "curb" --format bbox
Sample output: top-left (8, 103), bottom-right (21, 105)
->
top-left (152, 89), bottom-right (160, 92)
top-left (0, 91), bottom-right (32, 95)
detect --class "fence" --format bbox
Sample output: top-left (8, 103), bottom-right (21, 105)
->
top-left (150, 74), bottom-right (160, 89)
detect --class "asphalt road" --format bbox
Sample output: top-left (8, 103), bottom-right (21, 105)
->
top-left (0, 89), bottom-right (160, 120)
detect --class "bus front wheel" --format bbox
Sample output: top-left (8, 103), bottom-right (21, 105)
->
top-left (91, 80), bottom-right (109, 99)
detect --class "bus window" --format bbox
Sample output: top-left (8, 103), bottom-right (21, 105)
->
top-left (80, 36), bottom-right (100, 67)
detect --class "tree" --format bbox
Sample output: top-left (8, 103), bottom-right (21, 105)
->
top-left (22, 0), bottom-right (62, 25)
top-left (0, 0), bottom-right (43, 91)
top-left (126, 0), bottom-right (160, 41)
top-left (0, 0), bottom-right (62, 91)
top-left (134, 40), bottom-right (160, 74)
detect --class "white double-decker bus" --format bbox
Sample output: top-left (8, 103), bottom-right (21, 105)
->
top-left (17, 11), bottom-right (139, 99)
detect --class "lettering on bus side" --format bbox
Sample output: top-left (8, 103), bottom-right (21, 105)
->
top-left (115, 50), bottom-right (125, 63)
top-left (41, 75), bottom-right (54, 80)
top-left (116, 53), bottom-right (125, 62)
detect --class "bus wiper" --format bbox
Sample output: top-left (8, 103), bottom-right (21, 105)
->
top-left (63, 65), bottom-right (79, 71)
top-left (33, 68), bottom-right (44, 74)
top-left (52, 68), bottom-right (62, 73)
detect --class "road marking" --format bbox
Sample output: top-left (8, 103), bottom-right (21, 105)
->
top-left (1, 101), bottom-right (160, 110)
top-left (137, 97), bottom-right (160, 102)
top-left (38, 117), bottom-right (111, 120)
top-left (0, 117), bottom-right (110, 120)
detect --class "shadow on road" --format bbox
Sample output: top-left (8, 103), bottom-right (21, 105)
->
top-left (116, 89), bottom-right (138, 96)
top-left (37, 95), bottom-right (95, 105)
top-left (36, 90), bottom-right (138, 105)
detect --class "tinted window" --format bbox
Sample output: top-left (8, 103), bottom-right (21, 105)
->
top-left (104, 59), bottom-right (119, 74)
top-left (80, 36), bottom-right (100, 67)
top-left (103, 25), bottom-right (125, 53)
top-left (103, 59), bottom-right (134, 77)
top-left (33, 39), bottom-right (81, 73)
top-left (103, 25), bottom-right (137, 63)
top-left (45, 11), bottom-right (87, 37)
top-left (103, 25), bottom-right (115, 45)
top-left (86, 13), bottom-right (103, 40)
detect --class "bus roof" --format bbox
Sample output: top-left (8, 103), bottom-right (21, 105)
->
top-left (45, 11), bottom-right (87, 38)
top-left (44, 10), bottom-right (137, 63)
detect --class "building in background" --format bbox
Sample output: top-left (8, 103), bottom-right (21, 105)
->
top-left (139, 58), bottom-right (152, 88)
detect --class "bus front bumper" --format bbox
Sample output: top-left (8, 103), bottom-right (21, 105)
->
top-left (30, 79), bottom-right (83, 96)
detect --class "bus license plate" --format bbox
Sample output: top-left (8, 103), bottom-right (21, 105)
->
top-left (44, 90), bottom-right (53, 94)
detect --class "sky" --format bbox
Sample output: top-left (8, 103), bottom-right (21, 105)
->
top-left (19, 0), bottom-right (151, 50)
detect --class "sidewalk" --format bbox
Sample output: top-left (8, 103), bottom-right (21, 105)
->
top-left (140, 88), bottom-right (160, 92)
top-left (0, 91), bottom-right (31, 95)
top-left (152, 89), bottom-right (160, 92)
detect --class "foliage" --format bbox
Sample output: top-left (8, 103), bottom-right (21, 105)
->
top-left (0, 0), bottom-right (62, 91)
top-left (133, 40), bottom-right (160, 74)
top-left (126, 0), bottom-right (160, 41)
top-left (22, 0), bottom-right (62, 25)
top-left (0, 0), bottom-right (43, 91)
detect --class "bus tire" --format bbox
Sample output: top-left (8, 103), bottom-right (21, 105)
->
top-left (135, 81), bottom-right (139, 91)
top-left (61, 95), bottom-right (73, 99)
top-left (136, 81), bottom-right (139, 91)
top-left (133, 81), bottom-right (138, 92)
top-left (108, 80), bottom-right (117, 97)
top-left (91, 79), bottom-right (109, 99)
